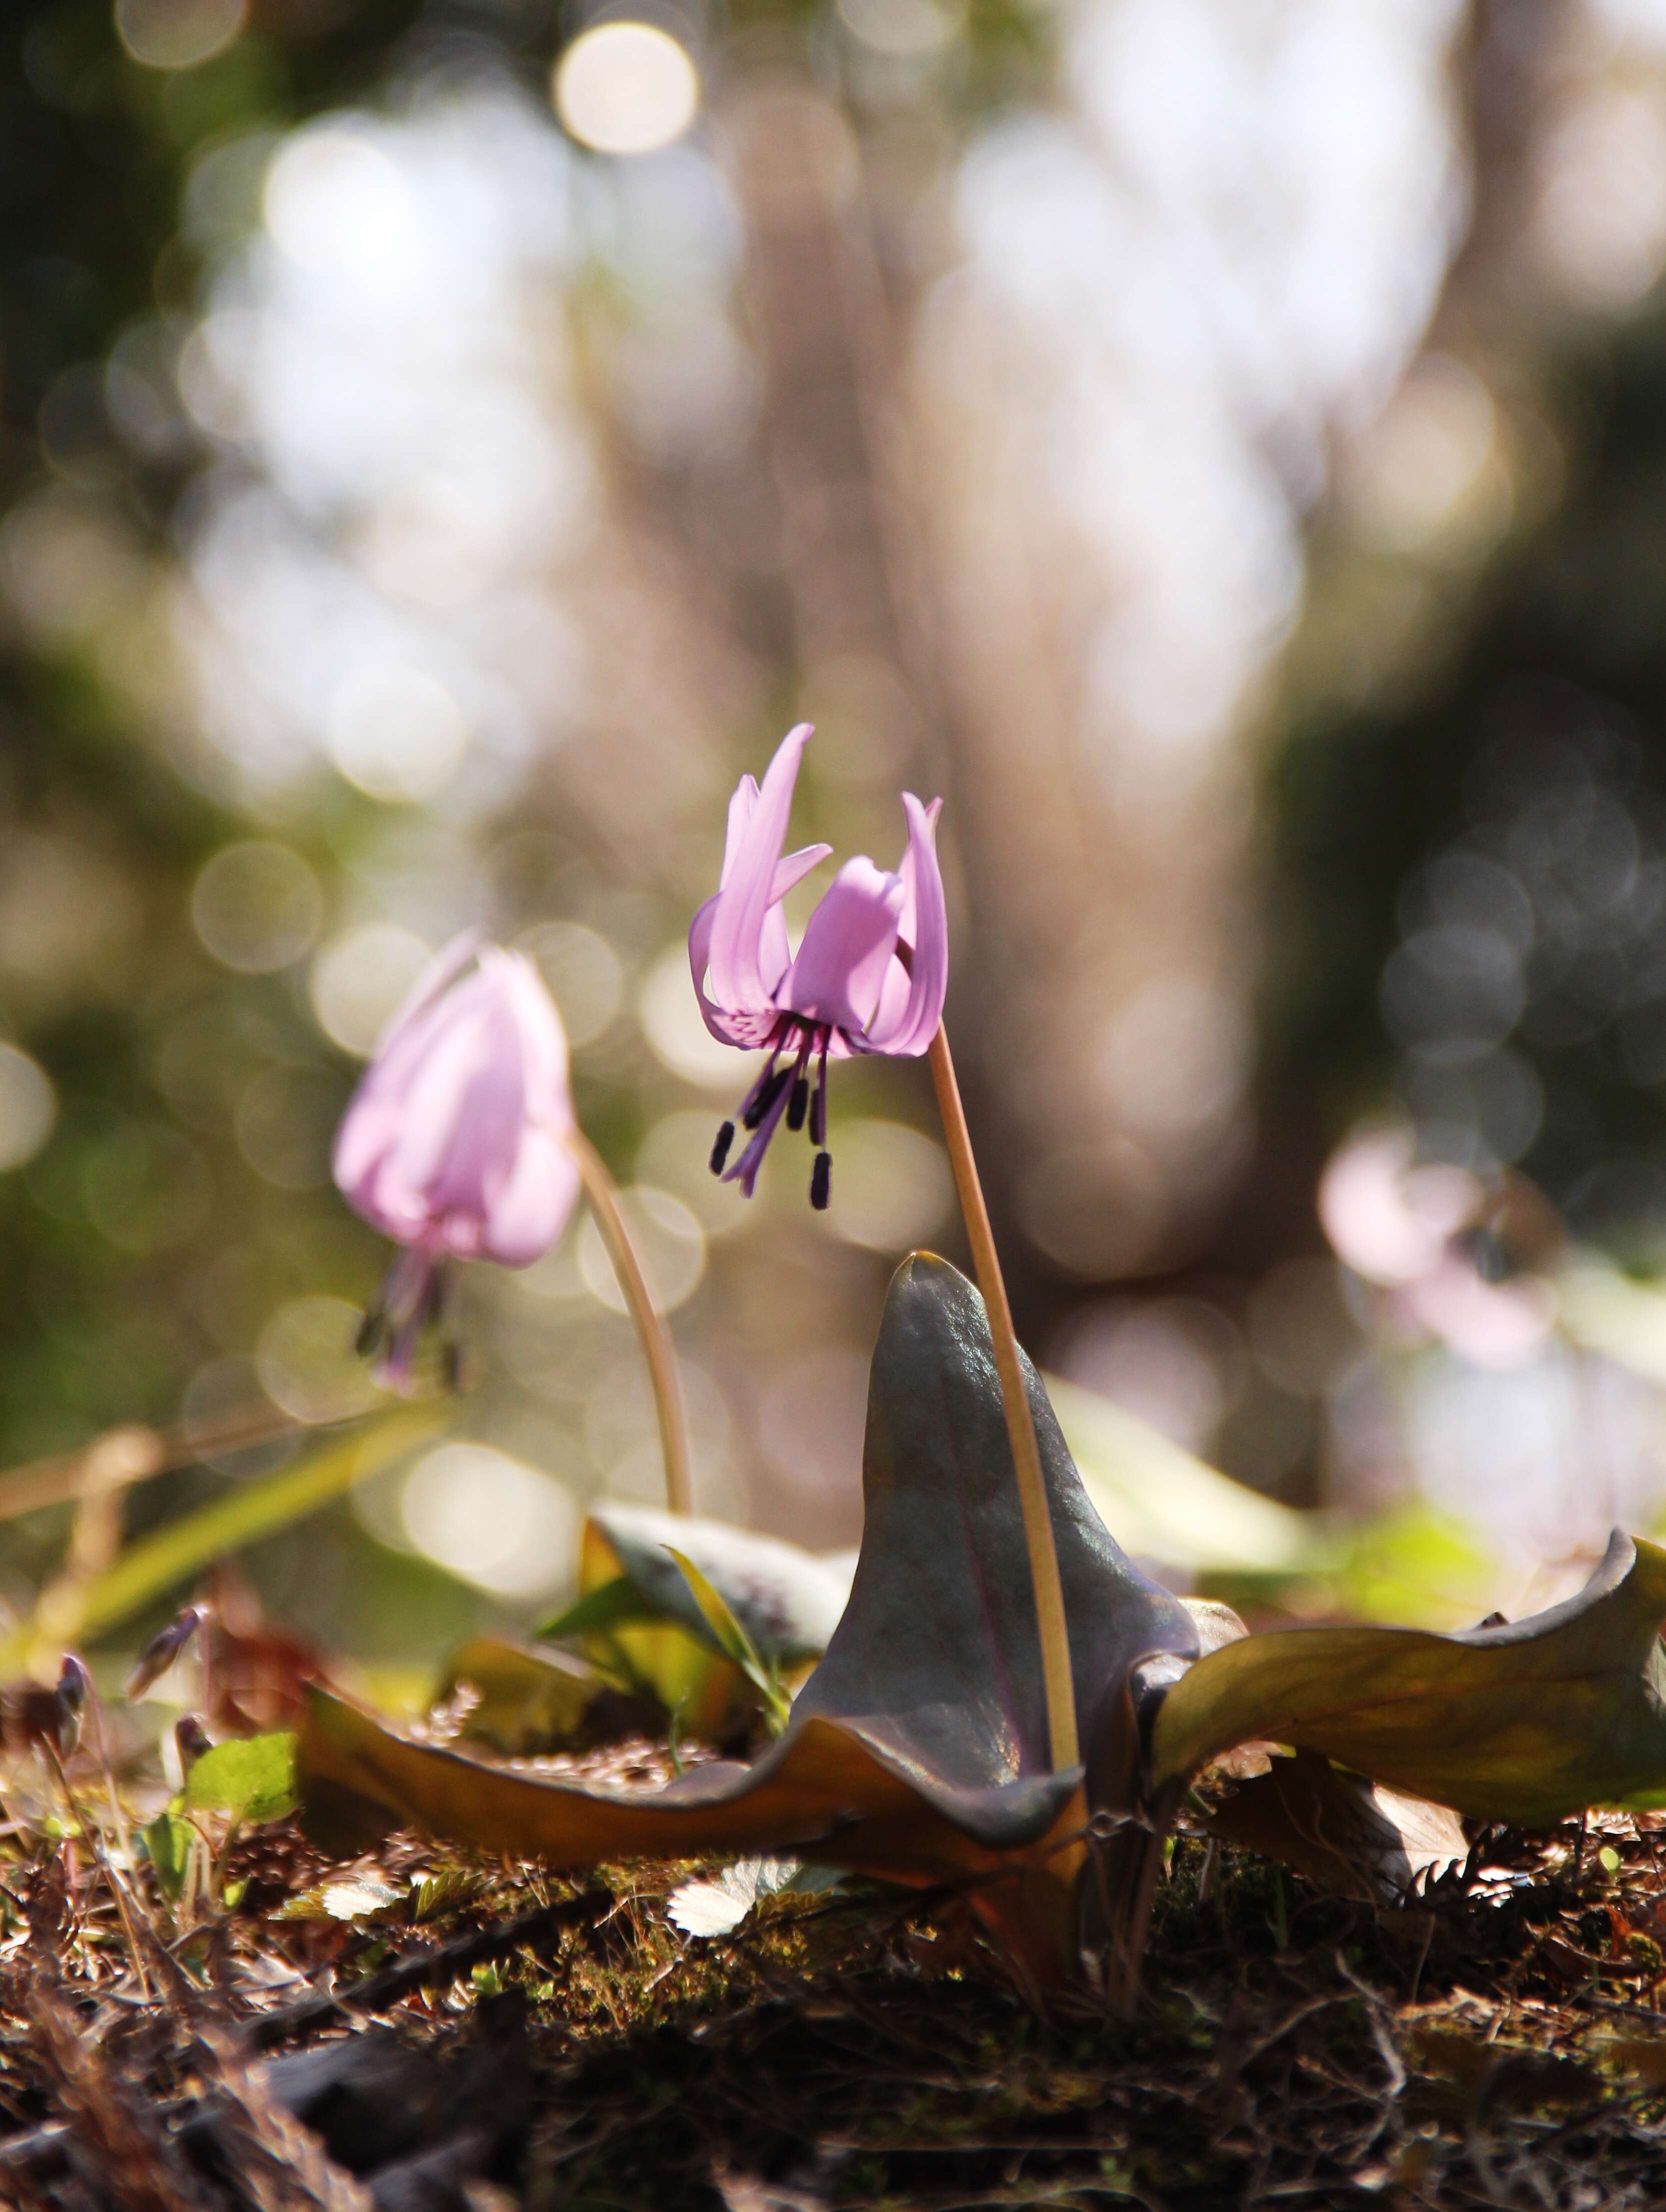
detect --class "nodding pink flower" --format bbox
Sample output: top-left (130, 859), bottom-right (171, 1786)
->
top-left (333, 933), bottom-right (580, 1387)
top-left (689, 724), bottom-right (948, 1209)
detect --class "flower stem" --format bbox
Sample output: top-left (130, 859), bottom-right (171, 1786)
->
top-left (927, 1023), bottom-right (1079, 1774)
top-left (568, 1131), bottom-right (694, 1517)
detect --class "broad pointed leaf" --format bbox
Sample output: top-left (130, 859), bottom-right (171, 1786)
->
top-left (298, 1253), bottom-right (1199, 2001)
top-left (1151, 1531), bottom-right (1666, 1825)
top-left (537, 1507), bottom-right (854, 1735)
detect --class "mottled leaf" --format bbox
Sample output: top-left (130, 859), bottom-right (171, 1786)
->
top-left (546, 1508), bottom-right (850, 1662)
top-left (299, 1253), bottom-right (1199, 2002)
top-left (1152, 1532), bottom-right (1666, 1824)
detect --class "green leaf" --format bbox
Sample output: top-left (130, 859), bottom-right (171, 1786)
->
top-left (143, 1809), bottom-right (195, 1903)
top-left (0, 1408), bottom-right (445, 1673)
top-left (577, 1508), bottom-right (850, 1664)
top-left (665, 1547), bottom-right (791, 1734)
top-left (433, 1635), bottom-right (612, 1756)
top-left (535, 1577), bottom-right (660, 1644)
top-left (299, 1253), bottom-right (1199, 2006)
top-left (1331, 1503), bottom-right (1498, 1630)
top-left (536, 1508), bottom-right (854, 1735)
top-left (183, 1731), bottom-right (297, 1825)
top-left (1151, 1532), bottom-right (1666, 1826)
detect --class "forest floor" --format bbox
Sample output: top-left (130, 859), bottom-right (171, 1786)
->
top-left (6, 1769), bottom-right (1666, 2211)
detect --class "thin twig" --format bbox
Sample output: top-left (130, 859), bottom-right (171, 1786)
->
top-left (243, 1886), bottom-right (606, 2049)
top-left (44, 1744), bottom-right (153, 2002)
top-left (568, 1130), bottom-right (693, 1515)
top-left (927, 1023), bottom-right (1078, 1774)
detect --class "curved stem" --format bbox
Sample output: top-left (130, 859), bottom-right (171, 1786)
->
top-left (568, 1131), bottom-right (694, 1517)
top-left (927, 1023), bottom-right (1079, 1774)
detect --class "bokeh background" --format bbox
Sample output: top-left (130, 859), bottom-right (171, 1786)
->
top-left (9, 0), bottom-right (1666, 1674)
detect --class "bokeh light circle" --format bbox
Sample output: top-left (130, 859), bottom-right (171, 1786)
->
top-left (400, 1442), bottom-right (578, 1598)
top-left (326, 662), bottom-right (469, 803)
top-left (115, 0), bottom-right (245, 71)
top-left (193, 842), bottom-right (324, 973)
top-left (257, 1295), bottom-right (384, 1424)
top-left (311, 924), bottom-right (433, 1057)
top-left (0, 1045), bottom-right (57, 1171)
top-left (553, 24), bottom-right (699, 157)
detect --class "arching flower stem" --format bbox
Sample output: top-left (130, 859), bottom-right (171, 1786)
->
top-left (927, 1023), bottom-right (1079, 1776)
top-left (567, 1130), bottom-right (694, 1517)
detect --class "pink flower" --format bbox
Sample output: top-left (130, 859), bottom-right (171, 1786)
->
top-left (690, 724), bottom-right (948, 1208)
top-left (1319, 1128), bottom-right (1558, 1371)
top-left (334, 933), bottom-right (580, 1385)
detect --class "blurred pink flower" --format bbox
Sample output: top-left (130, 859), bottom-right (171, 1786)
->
top-left (690, 723), bottom-right (948, 1207)
top-left (1319, 1130), bottom-right (1476, 1288)
top-left (1319, 1127), bottom-right (1557, 1371)
top-left (334, 933), bottom-right (580, 1385)
top-left (1399, 1258), bottom-right (1557, 1371)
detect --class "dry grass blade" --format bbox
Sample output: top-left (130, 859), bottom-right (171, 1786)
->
top-left (28, 1975), bottom-right (216, 2212)
top-left (201, 2031), bottom-right (375, 2212)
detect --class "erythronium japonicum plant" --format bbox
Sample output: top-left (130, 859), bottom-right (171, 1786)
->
top-left (690, 724), bottom-right (1079, 1774)
top-left (296, 1251), bottom-right (1666, 2009)
top-left (298, 737), bottom-right (1666, 2013)
top-left (333, 931), bottom-right (693, 1513)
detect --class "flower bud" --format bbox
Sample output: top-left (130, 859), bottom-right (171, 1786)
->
top-left (124, 1605), bottom-right (209, 1701)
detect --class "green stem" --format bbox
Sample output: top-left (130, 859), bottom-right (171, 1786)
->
top-left (927, 1023), bottom-right (1079, 1774)
top-left (569, 1132), bottom-right (694, 1517)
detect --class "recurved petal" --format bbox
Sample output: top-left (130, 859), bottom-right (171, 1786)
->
top-left (706, 724), bottom-right (812, 1019)
top-left (778, 859), bottom-right (903, 1035)
top-left (719, 775), bottom-right (760, 890)
top-left (857, 794), bottom-right (947, 1057)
